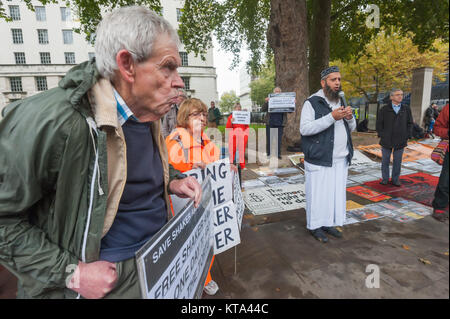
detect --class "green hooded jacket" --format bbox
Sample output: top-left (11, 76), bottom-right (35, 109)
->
top-left (0, 60), bottom-right (177, 298)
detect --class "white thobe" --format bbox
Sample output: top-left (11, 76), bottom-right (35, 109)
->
top-left (300, 89), bottom-right (356, 230)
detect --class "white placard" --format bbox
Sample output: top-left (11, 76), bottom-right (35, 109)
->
top-left (212, 200), bottom-right (241, 254)
top-left (170, 159), bottom-right (233, 215)
top-left (170, 158), bottom-right (239, 255)
top-left (268, 92), bottom-right (296, 113)
top-left (232, 111), bottom-right (250, 125)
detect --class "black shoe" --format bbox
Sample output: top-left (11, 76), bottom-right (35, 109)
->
top-left (321, 226), bottom-right (343, 238)
top-left (278, 155), bottom-right (282, 159)
top-left (310, 228), bottom-right (328, 243)
top-left (391, 180), bottom-right (401, 187)
top-left (432, 209), bottom-right (448, 222)
top-left (379, 180), bottom-right (388, 185)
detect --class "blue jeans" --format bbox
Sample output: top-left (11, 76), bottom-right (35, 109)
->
top-left (381, 147), bottom-right (404, 183)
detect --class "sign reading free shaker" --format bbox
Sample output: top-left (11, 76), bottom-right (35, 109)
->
top-left (135, 177), bottom-right (214, 299)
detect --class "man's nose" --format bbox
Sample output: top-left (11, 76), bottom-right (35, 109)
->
top-left (173, 72), bottom-right (185, 89)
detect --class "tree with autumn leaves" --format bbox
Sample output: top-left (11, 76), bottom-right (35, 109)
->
top-left (334, 32), bottom-right (448, 103)
top-left (2, 0), bottom-right (448, 146)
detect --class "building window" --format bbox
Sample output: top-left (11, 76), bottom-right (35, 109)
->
top-left (40, 52), bottom-right (51, 64)
top-left (11, 29), bottom-right (23, 44)
top-left (65, 52), bottom-right (75, 64)
top-left (181, 77), bottom-right (190, 90)
top-left (60, 7), bottom-right (71, 21)
top-left (176, 8), bottom-right (183, 22)
top-left (88, 52), bottom-right (95, 60)
top-left (37, 29), bottom-right (49, 44)
top-left (9, 5), bottom-right (20, 21)
top-left (180, 52), bottom-right (188, 66)
top-left (62, 30), bottom-right (73, 44)
top-left (35, 76), bottom-right (48, 91)
top-left (9, 77), bottom-right (23, 92)
top-left (14, 52), bottom-right (26, 64)
top-left (35, 6), bottom-right (46, 21)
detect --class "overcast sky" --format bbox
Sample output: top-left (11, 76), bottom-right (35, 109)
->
top-left (212, 37), bottom-right (249, 98)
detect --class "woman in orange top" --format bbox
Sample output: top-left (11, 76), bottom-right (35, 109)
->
top-left (226, 102), bottom-right (249, 169)
top-left (165, 98), bottom-right (221, 296)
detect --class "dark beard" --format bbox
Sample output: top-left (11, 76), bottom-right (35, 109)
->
top-left (324, 83), bottom-right (341, 103)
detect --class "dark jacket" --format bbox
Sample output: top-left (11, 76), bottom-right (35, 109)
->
top-left (301, 96), bottom-right (354, 167)
top-left (376, 102), bottom-right (413, 150)
top-left (424, 106), bottom-right (439, 126)
top-left (261, 101), bottom-right (287, 127)
top-left (0, 60), bottom-right (177, 298)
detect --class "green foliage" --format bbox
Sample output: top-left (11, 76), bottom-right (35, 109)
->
top-left (333, 32), bottom-right (449, 101)
top-left (179, 0), bottom-right (448, 75)
top-left (249, 59), bottom-right (275, 106)
top-left (179, 0), bottom-right (271, 76)
top-left (218, 90), bottom-right (240, 113)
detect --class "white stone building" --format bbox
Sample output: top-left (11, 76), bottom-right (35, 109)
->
top-left (0, 0), bottom-right (218, 114)
top-left (239, 65), bottom-right (257, 111)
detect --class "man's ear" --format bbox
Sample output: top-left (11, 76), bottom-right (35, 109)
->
top-left (116, 49), bottom-right (135, 83)
top-left (320, 79), bottom-right (326, 89)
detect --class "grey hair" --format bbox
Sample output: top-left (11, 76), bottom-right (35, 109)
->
top-left (390, 88), bottom-right (403, 96)
top-left (95, 6), bottom-right (180, 80)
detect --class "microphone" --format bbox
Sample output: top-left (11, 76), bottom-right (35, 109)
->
top-left (338, 91), bottom-right (347, 108)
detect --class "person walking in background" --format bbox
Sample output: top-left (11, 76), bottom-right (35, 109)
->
top-left (431, 103), bottom-right (449, 222)
top-left (207, 101), bottom-right (221, 128)
top-left (226, 102), bottom-right (249, 170)
top-left (376, 88), bottom-right (413, 187)
top-left (424, 103), bottom-right (440, 138)
top-left (300, 66), bottom-right (356, 243)
top-left (262, 87), bottom-right (286, 159)
top-left (161, 89), bottom-right (187, 138)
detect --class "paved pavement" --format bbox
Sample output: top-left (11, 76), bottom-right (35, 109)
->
top-left (1, 152), bottom-right (448, 299)
top-left (203, 159), bottom-right (449, 299)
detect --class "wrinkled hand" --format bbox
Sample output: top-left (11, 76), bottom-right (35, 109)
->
top-left (230, 164), bottom-right (238, 173)
top-left (67, 261), bottom-right (118, 299)
top-left (343, 106), bottom-right (353, 120)
top-left (169, 176), bottom-right (202, 207)
top-left (231, 117), bottom-right (235, 123)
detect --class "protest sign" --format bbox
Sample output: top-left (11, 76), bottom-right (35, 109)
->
top-left (243, 184), bottom-right (307, 215)
top-left (212, 200), bottom-right (241, 254)
top-left (170, 159), bottom-right (233, 215)
top-left (268, 92), bottom-right (296, 113)
top-left (136, 178), bottom-right (214, 299)
top-left (170, 159), bottom-right (240, 255)
top-left (232, 111), bottom-right (250, 125)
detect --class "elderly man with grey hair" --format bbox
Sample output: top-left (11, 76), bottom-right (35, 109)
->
top-left (0, 6), bottom-right (202, 299)
top-left (300, 66), bottom-right (356, 243)
top-left (376, 88), bottom-right (413, 186)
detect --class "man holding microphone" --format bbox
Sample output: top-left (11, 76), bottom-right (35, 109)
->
top-left (300, 66), bottom-right (356, 243)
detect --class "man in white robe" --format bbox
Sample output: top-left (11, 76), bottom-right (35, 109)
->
top-left (300, 66), bottom-right (356, 243)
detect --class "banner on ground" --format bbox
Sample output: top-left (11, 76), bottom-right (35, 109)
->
top-left (232, 111), bottom-right (251, 125)
top-left (136, 177), bottom-right (214, 299)
top-left (357, 142), bottom-right (434, 162)
top-left (243, 184), bottom-right (306, 215)
top-left (268, 92), bottom-right (296, 113)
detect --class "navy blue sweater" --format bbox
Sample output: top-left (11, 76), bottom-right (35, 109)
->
top-left (100, 119), bottom-right (167, 262)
